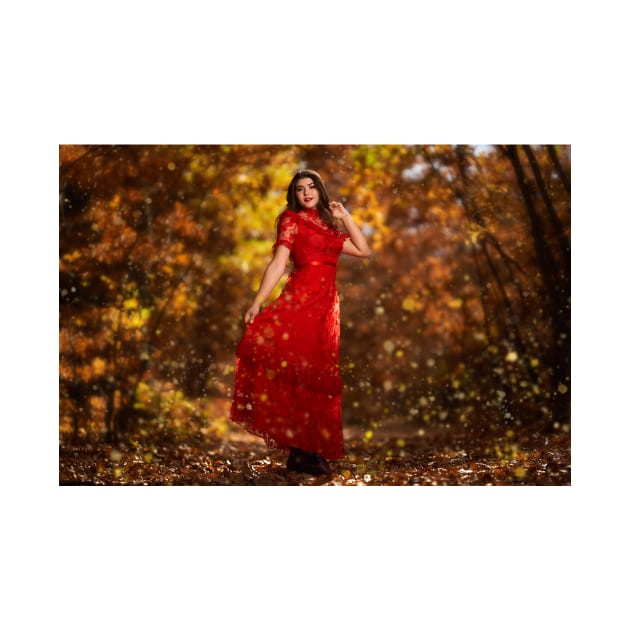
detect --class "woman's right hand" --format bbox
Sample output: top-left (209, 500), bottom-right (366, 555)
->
top-left (244, 302), bottom-right (261, 324)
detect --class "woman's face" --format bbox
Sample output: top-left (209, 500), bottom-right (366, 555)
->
top-left (295, 177), bottom-right (320, 209)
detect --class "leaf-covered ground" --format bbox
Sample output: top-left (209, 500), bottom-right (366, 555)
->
top-left (59, 419), bottom-right (570, 486)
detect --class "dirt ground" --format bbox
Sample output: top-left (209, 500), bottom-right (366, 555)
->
top-left (59, 418), bottom-right (570, 486)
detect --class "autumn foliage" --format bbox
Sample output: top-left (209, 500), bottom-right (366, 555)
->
top-left (59, 145), bottom-right (570, 484)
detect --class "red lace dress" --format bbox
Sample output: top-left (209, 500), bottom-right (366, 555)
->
top-left (230, 207), bottom-right (350, 459)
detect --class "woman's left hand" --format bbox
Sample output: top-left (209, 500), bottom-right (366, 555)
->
top-left (329, 201), bottom-right (350, 220)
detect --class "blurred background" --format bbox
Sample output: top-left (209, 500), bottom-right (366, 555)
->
top-left (59, 144), bottom-right (570, 446)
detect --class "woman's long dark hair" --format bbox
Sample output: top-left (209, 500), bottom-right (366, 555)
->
top-left (285, 169), bottom-right (337, 229)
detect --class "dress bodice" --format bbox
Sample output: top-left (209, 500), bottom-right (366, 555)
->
top-left (274, 208), bottom-right (349, 267)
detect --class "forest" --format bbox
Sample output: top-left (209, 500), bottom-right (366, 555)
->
top-left (59, 144), bottom-right (570, 485)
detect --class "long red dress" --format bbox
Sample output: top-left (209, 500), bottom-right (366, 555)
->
top-left (229, 207), bottom-right (350, 459)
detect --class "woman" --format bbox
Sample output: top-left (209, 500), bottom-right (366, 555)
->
top-left (229, 169), bottom-right (371, 475)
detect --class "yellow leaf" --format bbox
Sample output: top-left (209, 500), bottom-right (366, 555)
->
top-left (174, 293), bottom-right (188, 309)
top-left (92, 357), bottom-right (107, 377)
top-left (513, 466), bottom-right (527, 479)
top-left (402, 296), bottom-right (417, 312)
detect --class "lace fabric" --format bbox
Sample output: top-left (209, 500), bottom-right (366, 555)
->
top-left (230, 207), bottom-right (350, 459)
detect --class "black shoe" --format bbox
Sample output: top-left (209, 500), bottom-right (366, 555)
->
top-left (286, 448), bottom-right (333, 475)
top-left (302, 451), bottom-right (334, 476)
top-left (286, 447), bottom-right (307, 472)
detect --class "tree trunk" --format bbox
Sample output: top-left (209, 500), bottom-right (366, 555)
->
top-left (521, 145), bottom-right (571, 275)
top-left (546, 145), bottom-right (571, 195)
top-left (502, 145), bottom-right (570, 426)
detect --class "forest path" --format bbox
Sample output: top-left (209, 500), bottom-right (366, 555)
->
top-left (59, 418), bottom-right (570, 486)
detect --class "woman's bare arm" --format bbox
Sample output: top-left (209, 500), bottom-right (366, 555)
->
top-left (330, 201), bottom-right (372, 257)
top-left (244, 245), bottom-right (291, 323)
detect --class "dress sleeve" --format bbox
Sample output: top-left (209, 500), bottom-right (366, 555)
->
top-left (273, 211), bottom-right (298, 252)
